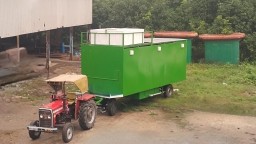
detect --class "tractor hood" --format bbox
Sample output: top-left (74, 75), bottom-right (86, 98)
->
top-left (41, 99), bottom-right (63, 111)
top-left (46, 74), bottom-right (88, 93)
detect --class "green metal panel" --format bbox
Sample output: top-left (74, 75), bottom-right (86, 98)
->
top-left (123, 41), bottom-right (187, 96)
top-left (205, 40), bottom-right (240, 64)
top-left (81, 40), bottom-right (187, 98)
top-left (81, 45), bottom-right (123, 96)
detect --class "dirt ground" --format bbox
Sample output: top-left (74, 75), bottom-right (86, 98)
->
top-left (0, 57), bottom-right (256, 144)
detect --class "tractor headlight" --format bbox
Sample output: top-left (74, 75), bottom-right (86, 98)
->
top-left (39, 113), bottom-right (51, 119)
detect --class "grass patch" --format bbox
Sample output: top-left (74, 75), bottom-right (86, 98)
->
top-left (119, 63), bottom-right (256, 116)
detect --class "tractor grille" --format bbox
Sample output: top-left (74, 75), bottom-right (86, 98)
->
top-left (39, 109), bottom-right (52, 128)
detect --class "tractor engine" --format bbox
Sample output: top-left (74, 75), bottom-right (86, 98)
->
top-left (39, 109), bottom-right (53, 127)
top-left (39, 99), bottom-right (66, 128)
top-left (56, 112), bottom-right (71, 124)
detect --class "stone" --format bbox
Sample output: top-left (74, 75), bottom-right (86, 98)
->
top-left (5, 98), bottom-right (11, 103)
top-left (14, 96), bottom-right (22, 99)
top-left (21, 96), bottom-right (29, 99)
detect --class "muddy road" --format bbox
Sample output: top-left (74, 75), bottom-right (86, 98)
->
top-left (1, 101), bottom-right (256, 144)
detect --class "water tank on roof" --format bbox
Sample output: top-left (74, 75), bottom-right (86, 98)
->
top-left (89, 28), bottom-right (144, 46)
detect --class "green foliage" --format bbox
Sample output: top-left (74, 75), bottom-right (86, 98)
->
top-left (92, 0), bottom-right (256, 62)
top-left (187, 0), bottom-right (220, 23)
top-left (217, 0), bottom-right (254, 33)
top-left (242, 33), bottom-right (256, 61)
top-left (190, 20), bottom-right (208, 34)
top-left (92, 0), bottom-right (153, 29)
top-left (209, 15), bottom-right (233, 34)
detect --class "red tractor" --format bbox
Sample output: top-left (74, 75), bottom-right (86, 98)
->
top-left (27, 74), bottom-right (97, 143)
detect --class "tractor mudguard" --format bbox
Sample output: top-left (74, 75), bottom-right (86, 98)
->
top-left (77, 93), bottom-right (95, 101)
top-left (74, 93), bottom-right (95, 120)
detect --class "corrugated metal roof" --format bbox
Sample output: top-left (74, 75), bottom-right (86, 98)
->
top-left (0, 0), bottom-right (92, 38)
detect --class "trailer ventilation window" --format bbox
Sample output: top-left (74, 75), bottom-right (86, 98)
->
top-left (130, 50), bottom-right (134, 56)
top-left (158, 46), bottom-right (161, 52)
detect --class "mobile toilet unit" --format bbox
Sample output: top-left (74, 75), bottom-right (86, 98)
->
top-left (80, 28), bottom-right (187, 115)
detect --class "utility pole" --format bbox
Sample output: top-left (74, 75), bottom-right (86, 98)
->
top-left (46, 31), bottom-right (50, 79)
top-left (69, 27), bottom-right (74, 61)
top-left (17, 35), bottom-right (20, 63)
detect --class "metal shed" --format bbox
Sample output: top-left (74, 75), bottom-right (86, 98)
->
top-left (0, 0), bottom-right (92, 75)
top-left (199, 33), bottom-right (246, 64)
top-left (0, 0), bottom-right (92, 38)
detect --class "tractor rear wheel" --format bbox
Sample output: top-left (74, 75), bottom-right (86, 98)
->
top-left (62, 123), bottom-right (74, 143)
top-left (163, 85), bottom-right (173, 98)
top-left (79, 100), bottom-right (97, 130)
top-left (106, 99), bottom-right (117, 116)
top-left (28, 120), bottom-right (41, 140)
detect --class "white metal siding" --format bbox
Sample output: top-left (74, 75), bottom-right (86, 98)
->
top-left (0, 0), bottom-right (92, 38)
top-left (90, 28), bottom-right (144, 46)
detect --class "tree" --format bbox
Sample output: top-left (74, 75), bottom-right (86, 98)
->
top-left (209, 15), bottom-right (233, 34)
top-left (242, 33), bottom-right (256, 61)
top-left (217, 0), bottom-right (254, 33)
top-left (91, 0), bottom-right (256, 62)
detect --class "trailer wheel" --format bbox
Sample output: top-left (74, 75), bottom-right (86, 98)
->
top-left (106, 99), bottom-right (117, 116)
top-left (62, 123), bottom-right (74, 143)
top-left (79, 100), bottom-right (97, 130)
top-left (28, 120), bottom-right (41, 140)
top-left (163, 85), bottom-right (173, 98)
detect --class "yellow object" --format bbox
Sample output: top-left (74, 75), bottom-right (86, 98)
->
top-left (46, 74), bottom-right (88, 93)
top-left (67, 92), bottom-right (76, 105)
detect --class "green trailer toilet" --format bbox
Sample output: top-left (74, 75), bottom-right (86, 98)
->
top-left (154, 31), bottom-right (198, 64)
top-left (80, 28), bottom-right (187, 115)
top-left (199, 33), bottom-right (246, 64)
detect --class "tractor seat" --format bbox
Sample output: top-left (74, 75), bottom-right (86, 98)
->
top-left (67, 92), bottom-right (76, 105)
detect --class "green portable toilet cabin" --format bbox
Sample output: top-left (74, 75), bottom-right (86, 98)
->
top-left (81, 28), bottom-right (187, 116)
top-left (199, 33), bottom-right (245, 64)
top-left (154, 31), bottom-right (198, 64)
top-left (81, 28), bottom-right (187, 100)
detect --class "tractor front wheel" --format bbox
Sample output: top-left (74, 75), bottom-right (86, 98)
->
top-left (28, 120), bottom-right (41, 140)
top-left (106, 99), bottom-right (117, 116)
top-left (79, 100), bottom-right (97, 130)
top-left (62, 123), bottom-right (74, 143)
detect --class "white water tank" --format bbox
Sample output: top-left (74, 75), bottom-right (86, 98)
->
top-left (89, 28), bottom-right (144, 46)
